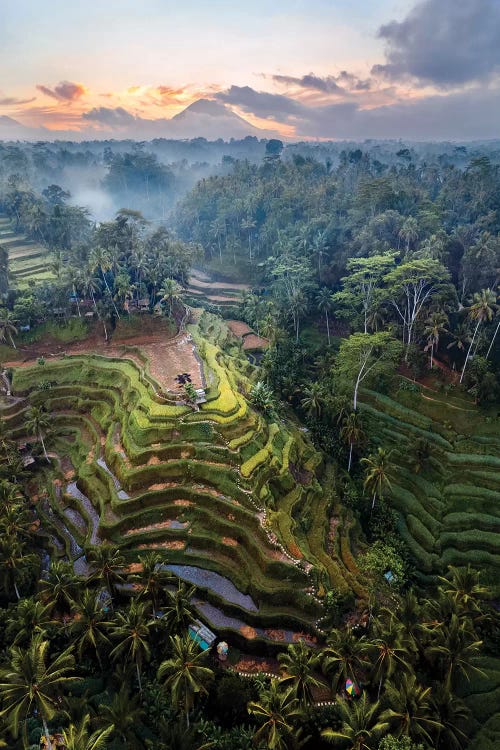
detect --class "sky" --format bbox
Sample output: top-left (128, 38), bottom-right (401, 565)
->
top-left (1, 0), bottom-right (500, 140)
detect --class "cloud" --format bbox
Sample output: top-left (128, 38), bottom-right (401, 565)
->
top-left (36, 81), bottom-right (87, 102)
top-left (292, 86), bottom-right (500, 140)
top-left (215, 85), bottom-right (305, 121)
top-left (271, 71), bottom-right (372, 95)
top-left (211, 82), bottom-right (500, 140)
top-left (0, 95), bottom-right (36, 106)
top-left (82, 106), bottom-right (137, 127)
top-left (372, 0), bottom-right (500, 86)
top-left (272, 74), bottom-right (344, 94)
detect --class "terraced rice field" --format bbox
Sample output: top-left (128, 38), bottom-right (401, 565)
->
top-left (3, 313), bottom-right (347, 648)
top-left (186, 268), bottom-right (249, 310)
top-left (359, 384), bottom-right (500, 593)
top-left (0, 215), bottom-right (54, 288)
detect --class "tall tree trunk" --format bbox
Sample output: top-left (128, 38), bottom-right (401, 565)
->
top-left (486, 318), bottom-right (500, 358)
top-left (348, 442), bottom-right (353, 472)
top-left (14, 580), bottom-right (20, 600)
top-left (101, 269), bottom-right (120, 319)
top-left (460, 319), bottom-right (481, 383)
top-left (8, 331), bottom-right (16, 349)
top-left (40, 431), bottom-right (49, 463)
top-left (326, 310), bottom-right (331, 345)
top-left (430, 340), bottom-right (434, 369)
top-left (377, 674), bottom-right (383, 701)
top-left (42, 714), bottom-right (52, 750)
top-left (74, 285), bottom-right (81, 317)
top-left (136, 660), bottom-right (142, 693)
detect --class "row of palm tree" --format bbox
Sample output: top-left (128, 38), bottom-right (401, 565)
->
top-left (0, 458), bottom-right (494, 750)
top-left (245, 567), bottom-right (490, 750)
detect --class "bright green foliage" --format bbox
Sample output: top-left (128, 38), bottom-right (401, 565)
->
top-left (335, 333), bottom-right (402, 411)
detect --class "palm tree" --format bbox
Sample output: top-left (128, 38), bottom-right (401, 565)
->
top-left (7, 597), bottom-right (52, 646)
top-left (209, 217), bottom-right (226, 262)
top-left (0, 636), bottom-right (77, 750)
top-left (241, 216), bottom-right (257, 260)
top-left (361, 447), bottom-right (395, 511)
top-left (134, 551), bottom-right (173, 613)
top-left (424, 310), bottom-right (449, 368)
top-left (98, 685), bottom-right (144, 748)
top-left (87, 544), bottom-right (125, 602)
top-left (380, 674), bottom-right (443, 746)
top-left (431, 690), bottom-right (470, 750)
top-left (260, 312), bottom-right (280, 345)
top-left (24, 406), bottom-right (51, 462)
top-left (300, 382), bottom-right (326, 419)
top-left (437, 564), bottom-right (489, 614)
top-left (130, 247), bottom-right (149, 302)
top-left (446, 323), bottom-right (471, 371)
top-left (0, 537), bottom-right (39, 601)
top-left (399, 217), bottom-right (419, 254)
top-left (278, 640), bottom-right (322, 706)
top-left (316, 287), bottom-right (334, 345)
top-left (369, 619), bottom-right (412, 700)
top-left (79, 268), bottom-right (101, 314)
top-left (385, 590), bottom-right (423, 655)
top-left (322, 694), bottom-right (389, 750)
top-left (39, 560), bottom-right (81, 614)
top-left (340, 412), bottom-right (365, 472)
top-left (114, 272), bottom-right (135, 314)
top-left (159, 277), bottom-right (183, 318)
top-left (312, 231), bottom-right (327, 281)
top-left (157, 634), bottom-right (214, 728)
top-left (247, 681), bottom-right (304, 750)
top-left (425, 614), bottom-right (484, 692)
top-left (89, 246), bottom-right (120, 319)
top-left (460, 288), bottom-right (497, 382)
top-left (321, 629), bottom-right (371, 694)
top-left (62, 715), bottom-right (113, 750)
top-left (163, 581), bottom-right (196, 635)
top-left (0, 498), bottom-right (35, 539)
top-left (0, 309), bottom-right (18, 349)
top-left (109, 599), bottom-right (153, 693)
top-left (70, 588), bottom-right (112, 669)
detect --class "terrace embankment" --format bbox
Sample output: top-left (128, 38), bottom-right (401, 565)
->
top-left (4, 312), bottom-right (360, 647)
top-left (359, 384), bottom-right (500, 593)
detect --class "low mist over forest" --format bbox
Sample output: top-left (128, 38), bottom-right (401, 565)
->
top-left (2, 137), bottom-right (500, 223)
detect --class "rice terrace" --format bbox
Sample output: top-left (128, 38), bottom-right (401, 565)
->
top-left (1, 3), bottom-right (500, 743)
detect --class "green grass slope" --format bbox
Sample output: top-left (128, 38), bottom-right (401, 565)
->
top-left (0, 215), bottom-right (54, 288)
top-left (359, 383), bottom-right (500, 593)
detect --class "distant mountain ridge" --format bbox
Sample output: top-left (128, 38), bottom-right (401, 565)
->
top-left (0, 99), bottom-right (270, 142)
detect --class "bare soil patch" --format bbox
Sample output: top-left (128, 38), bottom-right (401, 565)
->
top-left (138, 540), bottom-right (186, 550)
top-left (8, 316), bottom-right (204, 397)
top-left (242, 334), bottom-right (269, 351)
top-left (124, 519), bottom-right (187, 536)
top-left (227, 320), bottom-right (254, 337)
